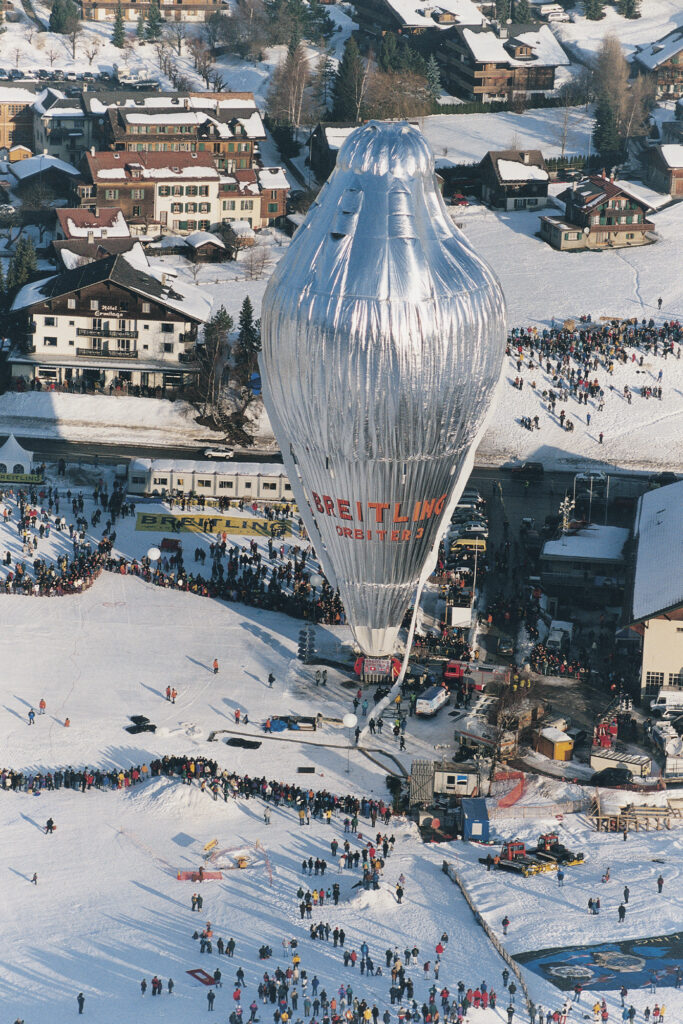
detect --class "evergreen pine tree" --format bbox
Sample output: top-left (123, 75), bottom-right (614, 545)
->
top-left (585, 0), bottom-right (605, 20)
top-left (0, 259), bottom-right (6, 301)
top-left (145, 0), bottom-right (162, 40)
top-left (112, 2), bottom-right (125, 47)
top-left (514, 0), bottom-right (531, 21)
top-left (618, 0), bottom-right (640, 17)
top-left (136, 11), bottom-right (145, 39)
top-left (49, 0), bottom-right (66, 33)
top-left (332, 37), bottom-right (366, 122)
top-left (495, 0), bottom-right (510, 21)
top-left (425, 54), bottom-right (441, 102)
top-left (592, 99), bottom-right (622, 164)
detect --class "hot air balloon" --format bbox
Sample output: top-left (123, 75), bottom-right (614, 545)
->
top-left (260, 121), bottom-right (506, 657)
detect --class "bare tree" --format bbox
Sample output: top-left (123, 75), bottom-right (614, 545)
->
top-left (267, 42), bottom-right (315, 130)
top-left (364, 70), bottom-right (432, 120)
top-left (187, 38), bottom-right (214, 87)
top-left (26, 25), bottom-right (35, 44)
top-left (242, 242), bottom-right (274, 280)
top-left (68, 24), bottom-right (82, 60)
top-left (46, 45), bottom-right (60, 67)
top-left (166, 20), bottom-right (186, 57)
top-left (83, 39), bottom-right (101, 66)
top-left (13, 47), bottom-right (23, 68)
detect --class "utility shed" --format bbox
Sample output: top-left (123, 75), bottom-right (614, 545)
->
top-left (460, 797), bottom-right (489, 841)
top-left (536, 726), bottom-right (574, 761)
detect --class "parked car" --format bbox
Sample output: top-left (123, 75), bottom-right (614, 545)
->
top-left (0, 69), bottom-right (8, 80)
top-left (649, 471), bottom-right (678, 488)
top-left (9, 69), bottom-right (25, 79)
top-left (461, 521), bottom-right (488, 538)
top-left (510, 461), bottom-right (544, 480)
top-left (590, 767), bottom-right (633, 788)
top-left (203, 446), bottom-right (234, 460)
top-left (497, 635), bottom-right (514, 658)
top-left (450, 193), bottom-right (469, 207)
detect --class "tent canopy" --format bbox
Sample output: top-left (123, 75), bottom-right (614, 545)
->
top-left (0, 434), bottom-right (34, 474)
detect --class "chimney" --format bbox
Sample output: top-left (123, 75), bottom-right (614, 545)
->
top-left (522, 151), bottom-right (529, 164)
top-left (161, 272), bottom-right (168, 287)
top-left (184, 97), bottom-right (190, 110)
top-left (101, 228), bottom-right (108, 238)
top-left (94, 206), bottom-right (99, 217)
top-left (601, 167), bottom-right (606, 179)
top-left (90, 145), bottom-right (95, 156)
top-left (87, 230), bottom-right (94, 244)
top-left (43, 147), bottom-right (48, 156)
top-left (609, 171), bottom-right (615, 183)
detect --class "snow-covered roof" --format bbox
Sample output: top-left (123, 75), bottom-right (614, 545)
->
top-left (659, 144), bottom-right (683, 169)
top-left (541, 525), bottom-right (629, 563)
top-left (634, 26), bottom-right (683, 71)
top-left (382, 0), bottom-right (484, 30)
top-left (228, 221), bottom-right (255, 237)
top-left (129, 458), bottom-right (287, 476)
top-left (462, 25), bottom-right (569, 68)
top-left (0, 87), bottom-right (40, 105)
top-left (236, 112), bottom-right (266, 139)
top-left (496, 158), bottom-right (548, 182)
top-left (185, 230), bottom-right (225, 250)
top-left (257, 167), bottom-right (289, 191)
top-left (540, 726), bottom-right (572, 744)
top-left (0, 433), bottom-right (33, 468)
top-left (324, 127), bottom-right (356, 152)
top-left (61, 209), bottom-right (130, 239)
top-left (10, 154), bottom-right (80, 181)
top-left (629, 481), bottom-right (683, 623)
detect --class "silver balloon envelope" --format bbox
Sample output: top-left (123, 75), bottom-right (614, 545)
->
top-left (260, 121), bottom-right (506, 656)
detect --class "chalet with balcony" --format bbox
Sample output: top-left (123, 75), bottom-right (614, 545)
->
top-left (0, 84), bottom-right (38, 151)
top-left (82, 0), bottom-right (221, 21)
top-left (633, 26), bottom-right (683, 100)
top-left (479, 148), bottom-right (549, 210)
top-left (353, 0), bottom-right (483, 40)
top-left (540, 174), bottom-right (656, 251)
top-left (33, 88), bottom-right (98, 165)
top-left (8, 252), bottom-right (210, 393)
top-left (219, 167), bottom-right (289, 229)
top-left (438, 23), bottom-right (569, 101)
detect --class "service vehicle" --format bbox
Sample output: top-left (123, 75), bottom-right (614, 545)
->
top-left (415, 684), bottom-right (450, 717)
top-left (650, 687), bottom-right (683, 716)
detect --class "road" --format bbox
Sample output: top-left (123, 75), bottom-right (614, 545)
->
top-left (16, 435), bottom-right (283, 465)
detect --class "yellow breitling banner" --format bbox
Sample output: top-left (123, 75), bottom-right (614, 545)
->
top-left (135, 512), bottom-right (292, 537)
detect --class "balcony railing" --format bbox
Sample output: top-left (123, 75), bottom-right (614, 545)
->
top-left (76, 347), bottom-right (139, 359)
top-left (76, 327), bottom-right (139, 339)
top-left (178, 351), bottom-right (198, 364)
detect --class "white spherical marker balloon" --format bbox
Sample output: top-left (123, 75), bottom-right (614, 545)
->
top-left (342, 713), bottom-right (358, 730)
top-left (147, 546), bottom-right (161, 561)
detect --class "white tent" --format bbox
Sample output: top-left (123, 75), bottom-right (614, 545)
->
top-left (0, 435), bottom-right (34, 475)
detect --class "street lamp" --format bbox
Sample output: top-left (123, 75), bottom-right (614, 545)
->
top-left (342, 712), bottom-right (358, 774)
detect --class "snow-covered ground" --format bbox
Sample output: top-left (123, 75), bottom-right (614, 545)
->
top-left (554, 0), bottom-right (683, 64)
top-left (1, 471), bottom-right (683, 1021)
top-left (421, 106), bottom-right (595, 168)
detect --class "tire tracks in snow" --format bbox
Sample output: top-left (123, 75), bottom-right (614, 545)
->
top-left (614, 248), bottom-right (645, 312)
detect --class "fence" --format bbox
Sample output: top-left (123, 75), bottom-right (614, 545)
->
top-left (441, 860), bottom-right (533, 1015)
top-left (489, 797), bottom-right (590, 820)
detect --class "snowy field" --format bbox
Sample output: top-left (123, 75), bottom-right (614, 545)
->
top-left (555, 0), bottom-right (683, 63)
top-left (0, 471), bottom-right (682, 1023)
top-left (421, 106), bottom-right (595, 168)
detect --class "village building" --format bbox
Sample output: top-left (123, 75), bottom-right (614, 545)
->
top-left (55, 206), bottom-right (131, 241)
top-left (623, 481), bottom-right (683, 701)
top-left (103, 93), bottom-right (265, 172)
top-left (8, 153), bottom-right (81, 199)
top-left (8, 252), bottom-right (210, 393)
top-left (479, 148), bottom-right (549, 210)
top-left (540, 174), bottom-right (655, 251)
top-left (220, 167), bottom-right (289, 229)
top-left (78, 150), bottom-right (221, 234)
top-left (539, 524), bottom-right (630, 600)
top-left (644, 143), bottom-right (683, 198)
top-left (82, 0), bottom-right (221, 21)
top-left (633, 26), bottom-right (683, 100)
top-left (52, 236), bottom-right (144, 271)
top-left (437, 23), bottom-right (569, 102)
top-left (353, 0), bottom-right (483, 41)
top-left (33, 88), bottom-right (101, 166)
top-left (0, 85), bottom-right (38, 151)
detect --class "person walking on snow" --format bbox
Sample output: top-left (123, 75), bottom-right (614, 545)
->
top-left (213, 659), bottom-right (219, 675)
top-left (657, 875), bottom-right (664, 893)
top-left (77, 993), bottom-right (85, 1014)
top-left (208, 989), bottom-right (216, 1011)
top-left (45, 818), bottom-right (55, 834)
top-left (38, 698), bottom-right (46, 715)
top-left (268, 673), bottom-right (275, 688)
top-left (502, 916), bottom-right (510, 936)
top-left (28, 709), bottom-right (35, 725)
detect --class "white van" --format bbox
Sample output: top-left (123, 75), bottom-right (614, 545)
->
top-left (415, 685), bottom-right (450, 717)
top-left (650, 687), bottom-right (683, 716)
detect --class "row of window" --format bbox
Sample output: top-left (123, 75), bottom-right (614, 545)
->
top-left (173, 220), bottom-right (211, 231)
top-left (169, 202), bottom-right (211, 213)
top-left (151, 477), bottom-right (279, 491)
top-left (644, 671), bottom-right (683, 692)
top-left (158, 185), bottom-right (211, 197)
